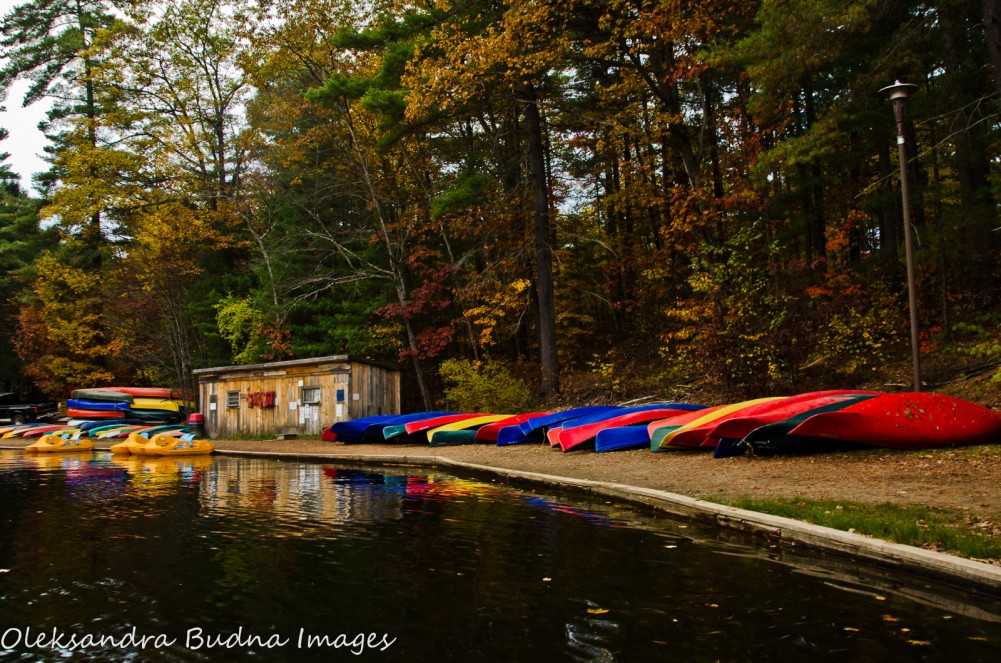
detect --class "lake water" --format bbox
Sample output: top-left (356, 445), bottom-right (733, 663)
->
top-left (0, 450), bottom-right (998, 661)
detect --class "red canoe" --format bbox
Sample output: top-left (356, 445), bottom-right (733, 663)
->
top-left (703, 390), bottom-right (881, 447)
top-left (403, 413), bottom-right (486, 435)
top-left (647, 406), bottom-right (727, 441)
top-left (786, 392), bottom-right (1001, 449)
top-left (66, 408), bottom-right (126, 419)
top-left (473, 412), bottom-right (550, 442)
top-left (656, 398), bottom-right (786, 449)
top-left (91, 387), bottom-right (185, 400)
top-left (558, 408), bottom-right (699, 452)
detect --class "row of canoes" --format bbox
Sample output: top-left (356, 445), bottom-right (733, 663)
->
top-left (323, 391), bottom-right (1001, 456)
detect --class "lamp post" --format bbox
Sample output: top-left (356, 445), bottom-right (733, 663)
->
top-left (879, 80), bottom-right (921, 392)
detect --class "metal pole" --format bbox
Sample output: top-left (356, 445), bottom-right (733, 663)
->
top-left (882, 82), bottom-right (922, 391)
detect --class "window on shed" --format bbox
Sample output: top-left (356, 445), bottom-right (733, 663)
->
top-left (301, 386), bottom-right (321, 404)
top-left (226, 390), bottom-right (240, 408)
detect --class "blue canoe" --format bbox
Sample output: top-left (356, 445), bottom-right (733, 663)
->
top-left (496, 406), bottom-right (623, 446)
top-left (328, 414), bottom-right (402, 442)
top-left (329, 412), bottom-right (458, 443)
top-left (592, 404), bottom-right (708, 452)
top-left (361, 412), bottom-right (458, 442)
top-left (66, 398), bottom-right (132, 412)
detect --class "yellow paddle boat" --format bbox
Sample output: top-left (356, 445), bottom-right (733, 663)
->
top-left (25, 433), bottom-right (94, 453)
top-left (110, 431), bottom-right (155, 455)
top-left (144, 432), bottom-right (214, 456)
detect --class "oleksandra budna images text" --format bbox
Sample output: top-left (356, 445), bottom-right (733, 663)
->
top-left (1, 626), bottom-right (397, 654)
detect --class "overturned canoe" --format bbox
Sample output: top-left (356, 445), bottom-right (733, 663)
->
top-left (651, 398), bottom-right (786, 450)
top-left (784, 392), bottom-right (1001, 450)
top-left (326, 414), bottom-right (400, 442)
top-left (705, 390), bottom-right (881, 449)
top-left (91, 386), bottom-right (184, 399)
top-left (427, 415), bottom-right (512, 445)
top-left (473, 413), bottom-right (551, 443)
top-left (67, 398), bottom-right (132, 412)
top-left (381, 413), bottom-right (486, 442)
top-left (729, 394), bottom-right (885, 457)
top-left (497, 406), bottom-right (623, 446)
top-left (557, 404), bottom-right (705, 452)
top-left (362, 412), bottom-right (457, 442)
top-left (70, 389), bottom-right (133, 403)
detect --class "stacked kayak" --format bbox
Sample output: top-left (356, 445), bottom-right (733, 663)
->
top-left (67, 387), bottom-right (188, 423)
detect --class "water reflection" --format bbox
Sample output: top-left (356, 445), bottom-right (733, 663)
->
top-left (0, 450), bottom-right (999, 661)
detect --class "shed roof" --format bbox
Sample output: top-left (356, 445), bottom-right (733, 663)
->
top-left (193, 355), bottom-right (399, 378)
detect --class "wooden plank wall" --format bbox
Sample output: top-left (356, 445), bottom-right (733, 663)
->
top-left (199, 360), bottom-right (398, 439)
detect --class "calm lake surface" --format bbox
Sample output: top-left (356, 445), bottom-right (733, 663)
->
top-left (0, 450), bottom-right (998, 661)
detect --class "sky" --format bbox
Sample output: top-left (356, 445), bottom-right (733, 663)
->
top-left (1, 0), bottom-right (55, 195)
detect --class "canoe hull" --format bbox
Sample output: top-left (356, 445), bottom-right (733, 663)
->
top-left (787, 392), bottom-right (1001, 449)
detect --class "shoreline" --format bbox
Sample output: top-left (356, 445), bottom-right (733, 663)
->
top-left (4, 436), bottom-right (1001, 594)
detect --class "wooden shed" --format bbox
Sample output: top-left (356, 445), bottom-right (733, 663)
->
top-left (193, 355), bottom-right (400, 439)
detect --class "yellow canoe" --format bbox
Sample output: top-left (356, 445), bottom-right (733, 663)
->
top-left (652, 397), bottom-right (786, 450)
top-left (131, 397), bottom-right (183, 412)
top-left (426, 415), bottom-right (513, 443)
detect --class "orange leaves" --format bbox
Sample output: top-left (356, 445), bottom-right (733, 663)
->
top-left (463, 278), bottom-right (531, 348)
top-left (14, 252), bottom-right (120, 395)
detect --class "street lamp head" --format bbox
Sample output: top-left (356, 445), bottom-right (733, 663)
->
top-left (879, 80), bottom-right (919, 102)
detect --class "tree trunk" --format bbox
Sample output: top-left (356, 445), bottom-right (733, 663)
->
top-left (521, 83), bottom-right (559, 397)
top-left (983, 0), bottom-right (1001, 96)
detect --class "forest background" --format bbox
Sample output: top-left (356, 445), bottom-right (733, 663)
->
top-left (1, 0), bottom-right (1000, 413)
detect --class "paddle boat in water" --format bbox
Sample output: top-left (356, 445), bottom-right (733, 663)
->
top-left (25, 433), bottom-right (94, 453)
top-left (110, 432), bottom-right (150, 455)
top-left (143, 432), bottom-right (214, 456)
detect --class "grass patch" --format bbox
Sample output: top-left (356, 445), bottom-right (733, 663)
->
top-left (705, 496), bottom-right (1001, 562)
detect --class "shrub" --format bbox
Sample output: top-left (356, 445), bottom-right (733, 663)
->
top-left (439, 358), bottom-right (532, 413)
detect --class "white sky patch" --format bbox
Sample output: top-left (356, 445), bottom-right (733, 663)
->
top-left (0, 0), bottom-right (56, 194)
